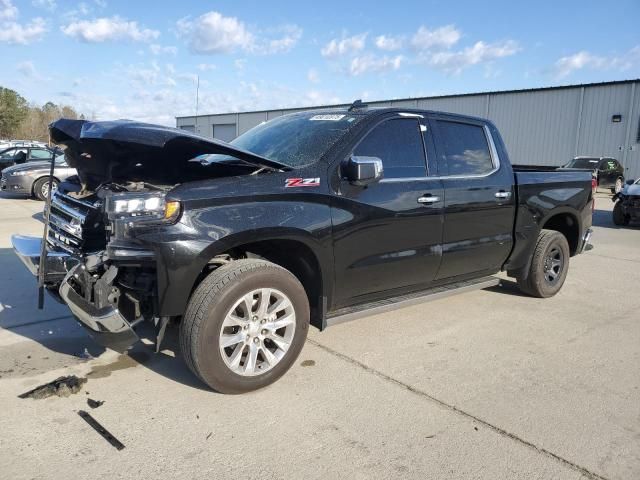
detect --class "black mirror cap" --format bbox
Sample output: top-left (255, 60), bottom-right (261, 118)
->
top-left (626, 179), bottom-right (635, 185)
top-left (343, 156), bottom-right (384, 186)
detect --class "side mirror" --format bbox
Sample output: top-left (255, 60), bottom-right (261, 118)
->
top-left (342, 155), bottom-right (383, 186)
top-left (626, 179), bottom-right (635, 185)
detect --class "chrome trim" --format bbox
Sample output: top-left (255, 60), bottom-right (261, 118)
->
top-left (11, 234), bottom-right (74, 278)
top-left (398, 112), bottom-right (424, 118)
top-left (580, 228), bottom-right (594, 253)
top-left (494, 191), bottom-right (512, 199)
top-left (51, 196), bottom-right (87, 223)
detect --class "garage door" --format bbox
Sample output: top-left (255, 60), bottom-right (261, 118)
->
top-left (213, 124), bottom-right (236, 143)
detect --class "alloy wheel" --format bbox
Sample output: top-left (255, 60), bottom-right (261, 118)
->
top-left (543, 246), bottom-right (564, 285)
top-left (219, 288), bottom-right (296, 376)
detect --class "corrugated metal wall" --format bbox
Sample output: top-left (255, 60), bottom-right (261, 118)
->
top-left (176, 80), bottom-right (640, 179)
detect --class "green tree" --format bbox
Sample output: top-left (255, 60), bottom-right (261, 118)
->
top-left (0, 87), bottom-right (28, 139)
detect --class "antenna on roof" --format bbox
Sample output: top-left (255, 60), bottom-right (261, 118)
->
top-left (348, 99), bottom-right (367, 111)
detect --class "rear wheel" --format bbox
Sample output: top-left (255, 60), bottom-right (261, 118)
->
top-left (180, 259), bottom-right (309, 394)
top-left (516, 229), bottom-right (570, 298)
top-left (612, 201), bottom-right (629, 226)
top-left (33, 177), bottom-right (58, 201)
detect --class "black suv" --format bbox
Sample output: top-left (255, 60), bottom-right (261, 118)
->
top-left (564, 156), bottom-right (625, 193)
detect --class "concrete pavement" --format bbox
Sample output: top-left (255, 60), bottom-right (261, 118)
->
top-left (0, 192), bottom-right (638, 479)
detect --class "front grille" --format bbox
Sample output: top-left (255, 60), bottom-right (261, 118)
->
top-left (46, 191), bottom-right (101, 255)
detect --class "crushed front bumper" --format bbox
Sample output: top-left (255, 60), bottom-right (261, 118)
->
top-left (11, 234), bottom-right (138, 352)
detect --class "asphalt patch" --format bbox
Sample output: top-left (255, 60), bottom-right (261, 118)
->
top-left (18, 375), bottom-right (87, 399)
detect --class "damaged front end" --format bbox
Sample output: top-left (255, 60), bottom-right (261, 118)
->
top-left (12, 182), bottom-right (170, 352)
top-left (12, 118), bottom-right (272, 352)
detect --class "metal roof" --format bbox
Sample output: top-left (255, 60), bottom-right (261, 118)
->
top-left (176, 78), bottom-right (640, 119)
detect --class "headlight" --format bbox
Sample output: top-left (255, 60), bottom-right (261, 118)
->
top-left (10, 171), bottom-right (28, 176)
top-left (111, 194), bottom-right (181, 222)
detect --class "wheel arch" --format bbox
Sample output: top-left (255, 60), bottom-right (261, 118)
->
top-left (189, 231), bottom-right (331, 330)
top-left (540, 210), bottom-right (580, 255)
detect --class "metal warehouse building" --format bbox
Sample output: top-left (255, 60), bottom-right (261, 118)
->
top-left (176, 79), bottom-right (640, 179)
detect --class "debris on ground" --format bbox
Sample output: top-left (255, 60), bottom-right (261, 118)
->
top-left (18, 375), bottom-right (87, 399)
top-left (78, 410), bottom-right (125, 451)
top-left (87, 398), bottom-right (105, 409)
top-left (300, 360), bottom-right (316, 367)
top-left (206, 432), bottom-right (212, 440)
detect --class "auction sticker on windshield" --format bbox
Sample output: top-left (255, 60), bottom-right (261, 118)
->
top-left (309, 115), bottom-right (345, 121)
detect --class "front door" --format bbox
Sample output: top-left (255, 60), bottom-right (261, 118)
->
top-left (331, 116), bottom-right (444, 308)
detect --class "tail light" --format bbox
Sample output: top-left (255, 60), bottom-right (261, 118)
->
top-left (591, 178), bottom-right (597, 212)
top-left (591, 178), bottom-right (597, 194)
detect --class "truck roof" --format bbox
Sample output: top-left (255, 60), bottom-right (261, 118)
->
top-left (286, 106), bottom-right (490, 124)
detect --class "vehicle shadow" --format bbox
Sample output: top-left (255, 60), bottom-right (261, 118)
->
top-left (486, 279), bottom-right (530, 297)
top-left (32, 211), bottom-right (44, 223)
top-left (0, 247), bottom-right (208, 392)
top-left (592, 208), bottom-right (640, 230)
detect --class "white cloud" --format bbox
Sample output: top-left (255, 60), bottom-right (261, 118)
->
top-left (62, 16), bottom-right (159, 43)
top-left (0, 0), bottom-right (17, 21)
top-left (234, 58), bottom-right (247, 71)
top-left (94, 0), bottom-right (107, 7)
top-left (411, 25), bottom-right (461, 51)
top-left (375, 34), bottom-right (403, 51)
top-left (150, 44), bottom-right (178, 55)
top-left (427, 40), bottom-right (520, 74)
top-left (176, 11), bottom-right (301, 56)
top-left (307, 68), bottom-right (319, 83)
top-left (0, 17), bottom-right (47, 45)
top-left (258, 25), bottom-right (302, 54)
top-left (176, 11), bottom-right (254, 54)
top-left (197, 63), bottom-right (216, 72)
top-left (349, 54), bottom-right (403, 76)
top-left (17, 60), bottom-right (37, 77)
top-left (32, 0), bottom-right (56, 11)
top-left (554, 46), bottom-right (640, 78)
top-left (321, 33), bottom-right (367, 57)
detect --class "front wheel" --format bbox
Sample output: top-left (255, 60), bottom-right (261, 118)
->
top-left (612, 201), bottom-right (629, 226)
top-left (516, 229), bottom-right (570, 298)
top-left (180, 259), bottom-right (309, 394)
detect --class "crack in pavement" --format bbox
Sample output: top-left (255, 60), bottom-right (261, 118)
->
top-left (3, 315), bottom-right (73, 331)
top-left (308, 338), bottom-right (610, 480)
top-left (588, 253), bottom-right (640, 264)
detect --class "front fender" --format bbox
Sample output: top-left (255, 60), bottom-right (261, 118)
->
top-left (138, 199), bottom-right (334, 317)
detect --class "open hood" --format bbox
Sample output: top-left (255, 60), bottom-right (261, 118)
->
top-left (49, 119), bottom-right (286, 190)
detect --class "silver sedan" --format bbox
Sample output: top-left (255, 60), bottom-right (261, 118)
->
top-left (1, 155), bottom-right (77, 201)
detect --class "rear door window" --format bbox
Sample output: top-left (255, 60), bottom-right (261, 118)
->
top-left (436, 121), bottom-right (494, 176)
top-left (354, 118), bottom-right (427, 178)
top-left (29, 149), bottom-right (53, 160)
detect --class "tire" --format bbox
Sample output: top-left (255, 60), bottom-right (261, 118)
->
top-left (612, 201), bottom-right (629, 226)
top-left (611, 177), bottom-right (623, 194)
top-left (516, 229), bottom-right (570, 298)
top-left (180, 259), bottom-right (310, 394)
top-left (33, 177), bottom-right (58, 201)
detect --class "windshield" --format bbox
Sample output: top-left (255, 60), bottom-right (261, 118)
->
top-left (565, 158), bottom-right (599, 169)
top-left (204, 112), bottom-right (362, 168)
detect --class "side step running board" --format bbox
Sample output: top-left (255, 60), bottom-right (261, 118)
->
top-left (325, 276), bottom-right (500, 328)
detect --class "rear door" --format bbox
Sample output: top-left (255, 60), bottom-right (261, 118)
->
top-left (430, 116), bottom-right (516, 280)
top-left (331, 115), bottom-right (444, 307)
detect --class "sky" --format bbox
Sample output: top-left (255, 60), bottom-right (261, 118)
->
top-left (1, 0), bottom-right (639, 125)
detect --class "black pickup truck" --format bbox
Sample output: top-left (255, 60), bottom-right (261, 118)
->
top-left (12, 106), bottom-right (594, 393)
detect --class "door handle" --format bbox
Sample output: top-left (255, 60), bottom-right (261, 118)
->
top-left (417, 195), bottom-right (440, 204)
top-left (494, 191), bottom-right (512, 199)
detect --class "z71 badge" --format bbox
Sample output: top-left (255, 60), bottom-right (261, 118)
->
top-left (285, 178), bottom-right (320, 188)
